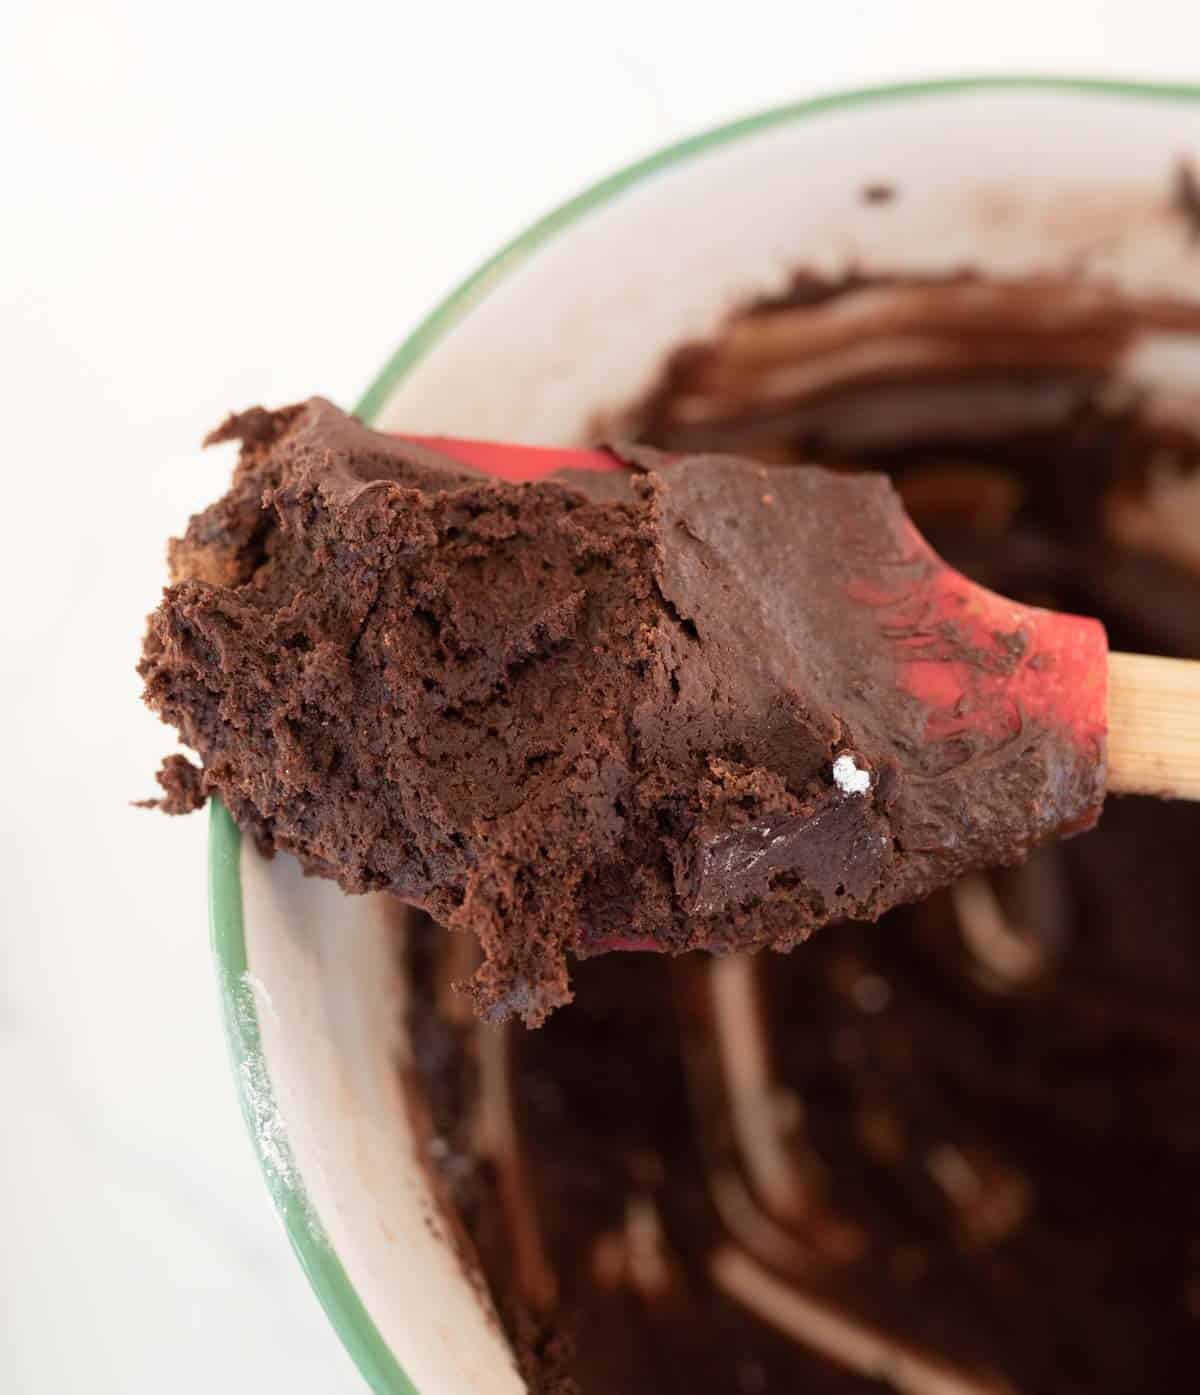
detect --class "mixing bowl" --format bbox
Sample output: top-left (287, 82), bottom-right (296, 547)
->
top-left (209, 77), bottom-right (1200, 1395)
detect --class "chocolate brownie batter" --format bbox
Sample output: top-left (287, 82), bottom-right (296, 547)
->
top-left (408, 275), bottom-right (1200, 1393)
top-left (141, 398), bottom-right (1103, 1023)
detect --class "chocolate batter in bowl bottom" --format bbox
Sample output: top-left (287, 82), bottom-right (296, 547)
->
top-left (401, 275), bottom-right (1200, 1395)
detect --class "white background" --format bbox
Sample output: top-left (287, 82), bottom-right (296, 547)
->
top-left (3, 3), bottom-right (1198, 1391)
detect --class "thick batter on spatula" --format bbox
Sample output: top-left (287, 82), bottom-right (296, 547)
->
top-left (140, 398), bottom-right (1105, 1022)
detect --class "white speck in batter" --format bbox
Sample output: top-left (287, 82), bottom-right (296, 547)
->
top-left (832, 752), bottom-right (870, 797)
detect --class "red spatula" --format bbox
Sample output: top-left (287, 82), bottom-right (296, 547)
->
top-left (406, 432), bottom-right (1200, 804)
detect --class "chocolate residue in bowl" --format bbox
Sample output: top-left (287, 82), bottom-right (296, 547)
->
top-left (1174, 159), bottom-right (1200, 242)
top-left (405, 272), bottom-right (1200, 1394)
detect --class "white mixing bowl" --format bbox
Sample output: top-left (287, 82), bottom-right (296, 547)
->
top-left (208, 77), bottom-right (1200, 1395)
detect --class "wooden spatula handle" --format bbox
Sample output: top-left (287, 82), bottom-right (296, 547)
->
top-left (1108, 652), bottom-right (1200, 799)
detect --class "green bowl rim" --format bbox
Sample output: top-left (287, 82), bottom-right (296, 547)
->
top-left (209, 74), bottom-right (1200, 1395)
